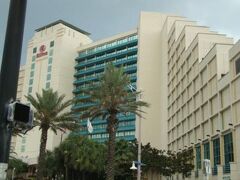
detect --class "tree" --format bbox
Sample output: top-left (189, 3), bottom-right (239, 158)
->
top-left (77, 63), bottom-right (149, 180)
top-left (174, 149), bottom-right (194, 179)
top-left (25, 89), bottom-right (78, 180)
top-left (8, 158), bottom-right (28, 176)
top-left (114, 140), bottom-right (135, 179)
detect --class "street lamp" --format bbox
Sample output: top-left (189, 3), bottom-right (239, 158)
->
top-left (128, 84), bottom-right (143, 180)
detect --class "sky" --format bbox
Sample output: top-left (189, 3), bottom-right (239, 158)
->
top-left (0, 0), bottom-right (240, 65)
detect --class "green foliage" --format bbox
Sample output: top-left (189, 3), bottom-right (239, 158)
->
top-left (26, 88), bottom-right (78, 132)
top-left (8, 158), bottom-right (28, 175)
top-left (42, 136), bottom-right (194, 179)
top-left (174, 149), bottom-right (194, 178)
top-left (114, 140), bottom-right (135, 179)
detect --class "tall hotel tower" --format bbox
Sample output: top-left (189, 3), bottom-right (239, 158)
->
top-left (73, 30), bottom-right (138, 142)
top-left (14, 20), bottom-right (92, 164)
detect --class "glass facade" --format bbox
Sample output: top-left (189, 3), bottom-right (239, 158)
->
top-left (213, 138), bottom-right (221, 165)
top-left (196, 145), bottom-right (201, 169)
top-left (73, 34), bottom-right (138, 142)
top-left (204, 142), bottom-right (210, 159)
top-left (224, 133), bottom-right (234, 164)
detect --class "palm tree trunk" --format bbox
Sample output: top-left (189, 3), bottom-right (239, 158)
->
top-left (36, 126), bottom-right (48, 180)
top-left (106, 113), bottom-right (117, 180)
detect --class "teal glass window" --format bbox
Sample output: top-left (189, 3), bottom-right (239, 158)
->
top-left (48, 66), bottom-right (52, 72)
top-left (31, 63), bottom-right (35, 69)
top-left (196, 145), bottom-right (201, 169)
top-left (22, 137), bottom-right (26, 144)
top-left (21, 145), bottom-right (25, 152)
top-left (28, 87), bottom-right (32, 93)
top-left (204, 142), bottom-right (210, 159)
top-left (33, 47), bottom-right (37, 53)
top-left (32, 56), bottom-right (36, 62)
top-left (50, 41), bottom-right (54, 47)
top-left (29, 79), bottom-right (33, 85)
top-left (47, 74), bottom-right (51, 81)
top-left (46, 82), bottom-right (50, 89)
top-left (224, 133), bottom-right (234, 164)
top-left (213, 138), bottom-right (221, 165)
top-left (30, 71), bottom-right (34, 77)
top-left (48, 57), bottom-right (53, 64)
top-left (49, 49), bottom-right (54, 56)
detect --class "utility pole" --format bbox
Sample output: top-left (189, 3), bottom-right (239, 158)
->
top-left (0, 0), bottom-right (27, 179)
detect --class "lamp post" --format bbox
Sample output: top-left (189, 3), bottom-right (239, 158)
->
top-left (137, 94), bottom-right (142, 180)
top-left (128, 84), bottom-right (142, 180)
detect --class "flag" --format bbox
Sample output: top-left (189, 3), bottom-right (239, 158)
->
top-left (87, 119), bottom-right (93, 133)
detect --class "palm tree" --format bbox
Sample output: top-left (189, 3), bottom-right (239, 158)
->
top-left (25, 89), bottom-right (78, 180)
top-left (77, 63), bottom-right (149, 180)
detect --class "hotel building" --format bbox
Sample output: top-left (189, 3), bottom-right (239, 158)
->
top-left (74, 12), bottom-right (240, 179)
top-left (14, 20), bottom-right (92, 164)
top-left (73, 30), bottom-right (138, 142)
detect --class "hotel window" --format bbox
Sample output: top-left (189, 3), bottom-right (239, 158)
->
top-left (48, 66), bottom-right (52, 72)
top-left (33, 47), bottom-right (37, 53)
top-left (50, 41), bottom-right (54, 47)
top-left (47, 74), bottom-right (51, 81)
top-left (235, 58), bottom-right (240, 75)
top-left (46, 82), bottom-right (50, 89)
top-left (213, 138), bottom-right (221, 165)
top-left (21, 145), bottom-right (25, 152)
top-left (28, 87), bottom-right (32, 93)
top-left (48, 57), bottom-right (53, 64)
top-left (30, 71), bottom-right (34, 77)
top-left (32, 56), bottom-right (36, 62)
top-left (196, 145), bottom-right (201, 169)
top-left (204, 142), bottom-right (210, 159)
top-left (31, 63), bottom-right (35, 69)
top-left (224, 132), bottom-right (234, 164)
top-left (29, 79), bottom-right (33, 85)
top-left (49, 49), bottom-right (54, 56)
top-left (22, 137), bottom-right (26, 144)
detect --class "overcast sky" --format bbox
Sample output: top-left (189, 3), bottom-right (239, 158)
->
top-left (0, 0), bottom-right (240, 65)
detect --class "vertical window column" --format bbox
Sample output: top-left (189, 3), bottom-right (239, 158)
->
top-left (46, 42), bottom-right (54, 89)
top-left (204, 142), bottom-right (210, 160)
top-left (196, 145), bottom-right (201, 169)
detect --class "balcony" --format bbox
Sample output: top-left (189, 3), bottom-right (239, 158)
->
top-left (75, 48), bottom-right (137, 69)
top-left (73, 75), bottom-right (99, 85)
top-left (223, 164), bottom-right (230, 174)
top-left (77, 39), bottom-right (138, 59)
top-left (212, 165), bottom-right (218, 175)
top-left (74, 56), bottom-right (137, 77)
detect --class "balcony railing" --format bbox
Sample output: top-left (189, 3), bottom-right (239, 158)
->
top-left (223, 164), bottom-right (231, 174)
top-left (78, 39), bottom-right (137, 59)
top-left (75, 48), bottom-right (137, 68)
top-left (212, 165), bottom-right (218, 175)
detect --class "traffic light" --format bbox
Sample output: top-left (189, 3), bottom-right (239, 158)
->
top-left (6, 101), bottom-right (33, 128)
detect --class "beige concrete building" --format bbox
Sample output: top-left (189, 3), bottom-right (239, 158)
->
top-left (14, 20), bottom-right (92, 164)
top-left (143, 12), bottom-right (240, 179)
top-left (137, 12), bottom-right (240, 179)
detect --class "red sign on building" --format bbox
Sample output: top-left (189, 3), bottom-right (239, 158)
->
top-left (37, 45), bottom-right (48, 58)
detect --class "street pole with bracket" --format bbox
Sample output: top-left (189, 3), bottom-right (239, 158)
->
top-left (0, 0), bottom-right (27, 179)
